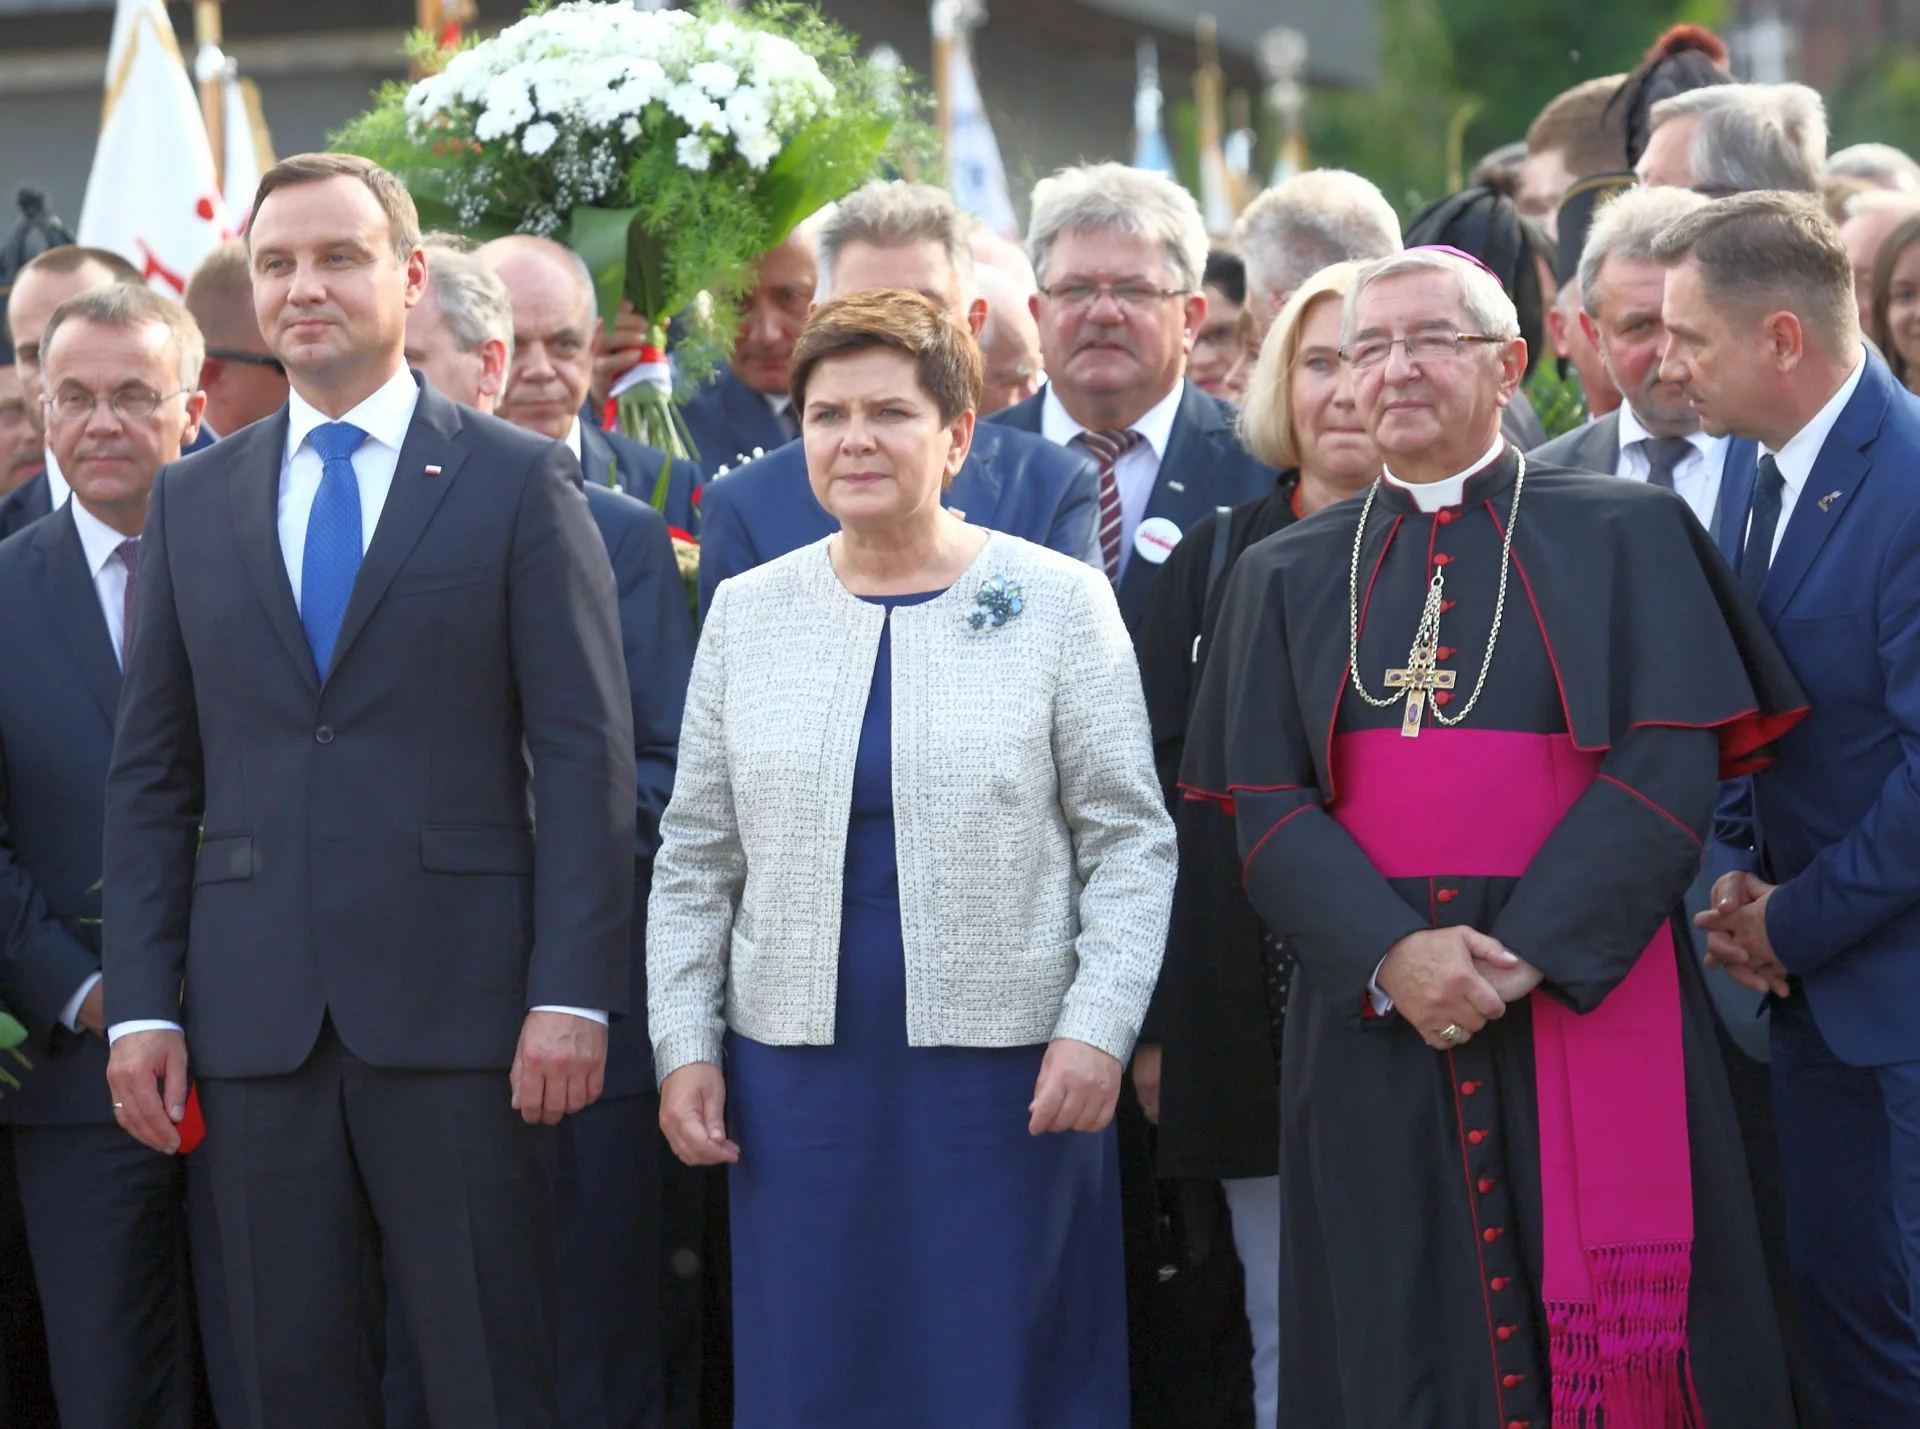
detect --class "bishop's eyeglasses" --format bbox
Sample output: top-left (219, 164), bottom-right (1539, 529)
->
top-left (1340, 332), bottom-right (1508, 371)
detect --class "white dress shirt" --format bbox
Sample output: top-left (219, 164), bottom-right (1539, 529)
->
top-left (1760, 346), bottom-right (1867, 562)
top-left (1613, 404), bottom-right (1728, 533)
top-left (1369, 433), bottom-right (1508, 1013)
top-left (43, 445), bottom-right (71, 511)
top-left (108, 366), bottom-right (604, 1043)
top-left (57, 499), bottom-right (143, 1031)
top-left (1041, 380), bottom-right (1184, 578)
top-left (564, 415), bottom-right (584, 466)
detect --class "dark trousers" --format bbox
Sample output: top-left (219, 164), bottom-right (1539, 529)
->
top-left (198, 1020), bottom-right (558, 1429)
top-left (1771, 992), bottom-right (1920, 1426)
top-left (10, 1122), bottom-right (199, 1428)
top-left (0, 1130), bottom-right (64, 1428)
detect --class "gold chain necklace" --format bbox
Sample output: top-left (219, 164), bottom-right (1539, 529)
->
top-left (1345, 452), bottom-right (1526, 738)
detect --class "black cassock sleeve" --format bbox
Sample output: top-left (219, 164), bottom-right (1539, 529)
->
top-left (1184, 550), bottom-right (1427, 1026)
top-left (1492, 724), bottom-right (1718, 1014)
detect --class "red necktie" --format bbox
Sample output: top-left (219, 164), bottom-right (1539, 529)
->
top-left (1079, 428), bottom-right (1142, 582)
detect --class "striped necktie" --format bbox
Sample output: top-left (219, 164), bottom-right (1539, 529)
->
top-left (1079, 427), bottom-right (1142, 582)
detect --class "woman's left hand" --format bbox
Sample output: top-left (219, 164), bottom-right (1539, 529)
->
top-left (1029, 1038), bottom-right (1124, 1135)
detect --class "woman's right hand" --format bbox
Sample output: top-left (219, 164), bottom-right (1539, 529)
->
top-left (659, 1062), bottom-right (742, 1166)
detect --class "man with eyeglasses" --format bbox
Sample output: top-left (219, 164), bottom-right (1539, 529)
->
top-left (0, 282), bottom-right (210, 1425)
top-left (992, 163), bottom-right (1273, 640)
top-left (1181, 244), bottom-right (1805, 1427)
top-left (184, 239), bottom-right (289, 442)
top-left (0, 244), bottom-right (141, 540)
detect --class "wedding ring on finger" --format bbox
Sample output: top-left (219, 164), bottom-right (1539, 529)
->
top-left (1439, 1024), bottom-right (1464, 1045)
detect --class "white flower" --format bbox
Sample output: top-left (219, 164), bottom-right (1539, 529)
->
top-left (621, 117), bottom-right (642, 141)
top-left (676, 134), bottom-right (712, 172)
top-left (665, 83), bottom-right (722, 133)
top-left (689, 61), bottom-right (739, 98)
top-left (521, 120), bottom-right (560, 156)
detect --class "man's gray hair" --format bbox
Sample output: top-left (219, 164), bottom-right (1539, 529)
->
top-left (1340, 249), bottom-right (1521, 348)
top-left (1827, 142), bottom-right (1920, 192)
top-left (1650, 189), bottom-right (1857, 350)
top-left (1026, 162), bottom-right (1209, 293)
top-left (815, 182), bottom-right (972, 302)
top-left (1649, 83), bottom-right (1827, 195)
top-left (1577, 185), bottom-right (1709, 317)
top-left (41, 282), bottom-right (204, 389)
top-left (424, 242), bottom-right (514, 361)
top-left (1234, 169), bottom-right (1402, 303)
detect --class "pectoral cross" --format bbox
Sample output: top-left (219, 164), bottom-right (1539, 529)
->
top-left (1384, 651), bottom-right (1455, 738)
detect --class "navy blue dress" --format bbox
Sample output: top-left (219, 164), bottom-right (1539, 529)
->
top-left (726, 591), bottom-right (1129, 1428)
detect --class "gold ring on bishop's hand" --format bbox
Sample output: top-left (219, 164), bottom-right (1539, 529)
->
top-left (1440, 1024), bottom-right (1464, 1045)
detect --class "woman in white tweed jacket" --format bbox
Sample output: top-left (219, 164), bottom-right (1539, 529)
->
top-left (648, 290), bottom-right (1174, 1426)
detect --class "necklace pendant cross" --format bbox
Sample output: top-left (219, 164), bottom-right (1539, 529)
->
top-left (1384, 660), bottom-right (1457, 737)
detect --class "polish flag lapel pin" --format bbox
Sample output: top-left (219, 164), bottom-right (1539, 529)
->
top-left (424, 464), bottom-right (443, 477)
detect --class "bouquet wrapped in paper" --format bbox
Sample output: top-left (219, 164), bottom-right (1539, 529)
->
top-left (337, 0), bottom-right (913, 488)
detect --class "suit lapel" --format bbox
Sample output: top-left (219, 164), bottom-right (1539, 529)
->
top-left (38, 511), bottom-right (121, 724)
top-left (1760, 362), bottom-right (1891, 622)
top-left (325, 386), bottom-right (468, 682)
top-left (227, 411), bottom-right (320, 694)
top-left (989, 390), bottom-right (1046, 435)
top-left (1584, 413), bottom-right (1621, 472)
top-left (724, 370), bottom-right (790, 455)
top-left (578, 423), bottom-right (624, 491)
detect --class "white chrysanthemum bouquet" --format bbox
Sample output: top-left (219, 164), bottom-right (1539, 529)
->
top-left (337, 1), bottom-right (914, 475)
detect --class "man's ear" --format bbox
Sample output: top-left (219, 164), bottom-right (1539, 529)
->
top-left (479, 338), bottom-right (510, 400)
top-left (1765, 309), bottom-right (1807, 372)
top-left (966, 297), bottom-right (987, 338)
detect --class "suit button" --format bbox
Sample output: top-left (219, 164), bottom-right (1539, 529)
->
top-left (315, 726), bottom-right (335, 744)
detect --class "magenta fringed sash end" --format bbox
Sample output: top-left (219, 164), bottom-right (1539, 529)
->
top-left (1547, 1242), bottom-right (1703, 1429)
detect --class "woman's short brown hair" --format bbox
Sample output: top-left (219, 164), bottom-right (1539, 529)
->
top-left (789, 289), bottom-right (982, 426)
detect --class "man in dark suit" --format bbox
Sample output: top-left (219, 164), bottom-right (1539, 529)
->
top-left (397, 238), bottom-right (699, 1429)
top-left (0, 283), bottom-right (209, 1426)
top-left (0, 338), bottom-right (43, 498)
top-left (679, 225), bottom-right (817, 477)
top-left (102, 152), bottom-right (636, 1429)
top-left (697, 182), bottom-right (1100, 614)
top-left (993, 163), bottom-right (1274, 641)
top-left (1663, 191), bottom-right (1920, 1424)
top-left (0, 244), bottom-right (143, 540)
top-left (477, 235), bottom-right (703, 535)
top-left (1532, 183), bottom-right (1759, 560)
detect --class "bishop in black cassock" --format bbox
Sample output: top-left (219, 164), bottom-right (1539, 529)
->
top-left (1181, 249), bottom-right (1807, 1427)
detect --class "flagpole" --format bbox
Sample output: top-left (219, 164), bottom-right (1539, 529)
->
top-left (930, 0), bottom-right (956, 176)
top-left (194, 0), bottom-right (224, 193)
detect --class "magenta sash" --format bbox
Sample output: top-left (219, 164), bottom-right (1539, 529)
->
top-left (1332, 727), bottom-right (1700, 1427)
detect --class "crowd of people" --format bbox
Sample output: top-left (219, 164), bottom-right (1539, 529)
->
top-left (3, 17), bottom-right (1920, 1429)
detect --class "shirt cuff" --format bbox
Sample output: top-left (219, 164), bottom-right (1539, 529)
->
top-left (1367, 957), bottom-right (1395, 1018)
top-left (107, 1019), bottom-right (183, 1044)
top-left (60, 972), bottom-right (103, 1033)
top-left (531, 1005), bottom-right (609, 1027)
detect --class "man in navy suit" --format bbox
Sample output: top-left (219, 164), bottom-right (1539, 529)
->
top-left (0, 283), bottom-right (209, 1424)
top-left (679, 224), bottom-right (817, 477)
top-left (478, 234), bottom-right (703, 535)
top-left (1662, 191), bottom-right (1920, 1423)
top-left (397, 237), bottom-right (698, 1429)
top-left (991, 163), bottom-right (1275, 640)
top-left (697, 182), bottom-right (1100, 614)
top-left (0, 244), bottom-right (143, 540)
top-left (102, 153), bottom-right (636, 1428)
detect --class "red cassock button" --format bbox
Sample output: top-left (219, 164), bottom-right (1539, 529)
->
top-left (1483, 1226), bottom-right (1503, 1243)
top-left (1503, 1373), bottom-right (1525, 1389)
top-left (1490, 1276), bottom-right (1510, 1291)
top-left (1436, 510), bottom-right (1453, 525)
top-left (1478, 1177), bottom-right (1495, 1193)
top-left (1436, 887), bottom-right (1458, 903)
top-left (1461, 1080), bottom-right (1482, 1095)
top-left (1468, 1129), bottom-right (1489, 1145)
top-left (1433, 553), bottom-right (1454, 566)
top-left (1433, 690), bottom-right (1455, 706)
top-left (1437, 646), bottom-right (1457, 660)
top-left (1441, 599), bottom-right (1457, 613)
top-left (1510, 1421), bottom-right (1530, 1429)
top-left (1497, 1325), bottom-right (1515, 1340)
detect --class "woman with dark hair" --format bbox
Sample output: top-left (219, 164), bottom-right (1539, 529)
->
top-left (1872, 212), bottom-right (1920, 394)
top-left (1608, 23), bottom-right (1736, 172)
top-left (1403, 185), bottom-right (1560, 446)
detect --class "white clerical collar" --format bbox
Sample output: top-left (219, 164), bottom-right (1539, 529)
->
top-left (1615, 401), bottom-right (1723, 464)
top-left (285, 364), bottom-right (419, 464)
top-left (1766, 345), bottom-right (1867, 506)
top-left (68, 493), bottom-right (132, 576)
top-left (1039, 379), bottom-right (1184, 459)
top-left (1382, 434), bottom-right (1506, 512)
top-left (565, 415), bottom-right (584, 464)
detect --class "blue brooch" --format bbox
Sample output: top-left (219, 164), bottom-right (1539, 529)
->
top-left (967, 573), bottom-right (1025, 630)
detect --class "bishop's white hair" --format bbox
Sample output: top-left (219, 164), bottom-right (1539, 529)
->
top-left (1340, 249), bottom-right (1522, 348)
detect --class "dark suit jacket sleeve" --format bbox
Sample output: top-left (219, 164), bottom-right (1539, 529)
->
top-left (695, 479), bottom-right (754, 618)
top-left (101, 465), bottom-right (206, 1026)
top-left (0, 732), bottom-right (98, 1041)
top-left (1045, 453), bottom-right (1101, 566)
top-left (1766, 505), bottom-right (1920, 973)
top-left (608, 506), bottom-right (692, 860)
top-left (510, 447), bottom-right (639, 1012)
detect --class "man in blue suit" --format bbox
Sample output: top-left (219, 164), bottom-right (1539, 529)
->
top-left (991, 163), bottom-right (1275, 641)
top-left (478, 234), bottom-right (704, 535)
top-left (698, 182), bottom-right (1100, 614)
top-left (397, 238), bottom-right (697, 1429)
top-left (0, 281), bottom-right (210, 1425)
top-left (1662, 191), bottom-right (1920, 1423)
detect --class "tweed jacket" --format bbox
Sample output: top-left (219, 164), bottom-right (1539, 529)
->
top-left (647, 530), bottom-right (1175, 1081)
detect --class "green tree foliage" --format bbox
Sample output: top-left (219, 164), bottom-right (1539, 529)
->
top-left (1832, 54), bottom-right (1920, 158)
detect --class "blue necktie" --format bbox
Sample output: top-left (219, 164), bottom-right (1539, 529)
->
top-left (1741, 454), bottom-right (1785, 606)
top-left (301, 421), bottom-right (367, 678)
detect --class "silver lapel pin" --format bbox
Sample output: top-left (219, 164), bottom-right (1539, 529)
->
top-left (1166, 480), bottom-right (1186, 493)
top-left (1817, 489), bottom-right (1842, 513)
